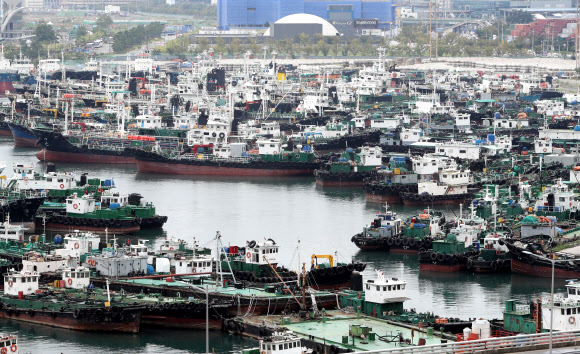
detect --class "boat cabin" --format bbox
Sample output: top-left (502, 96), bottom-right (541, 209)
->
top-left (542, 280), bottom-right (580, 331)
top-left (56, 232), bottom-right (100, 258)
top-left (66, 194), bottom-right (96, 214)
top-left (175, 255), bottom-right (213, 277)
top-left (365, 270), bottom-right (407, 304)
top-left (136, 114), bottom-right (164, 130)
top-left (130, 240), bottom-right (150, 257)
top-left (258, 332), bottom-right (304, 354)
top-left (245, 239), bottom-right (279, 265)
top-left (22, 252), bottom-right (68, 274)
top-left (535, 138), bottom-right (553, 154)
top-left (358, 146), bottom-right (382, 166)
top-left (0, 215), bottom-right (26, 242)
top-left (100, 191), bottom-right (129, 209)
top-left (257, 139), bottom-right (282, 155)
top-left (4, 270), bottom-right (39, 296)
top-left (0, 334), bottom-right (17, 354)
top-left (60, 266), bottom-right (90, 289)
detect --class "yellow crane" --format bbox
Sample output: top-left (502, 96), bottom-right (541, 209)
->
top-left (311, 254), bottom-right (334, 269)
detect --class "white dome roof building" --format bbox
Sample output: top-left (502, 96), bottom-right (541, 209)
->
top-left (264, 13), bottom-right (341, 39)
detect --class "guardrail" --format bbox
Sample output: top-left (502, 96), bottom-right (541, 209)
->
top-left (352, 329), bottom-right (580, 353)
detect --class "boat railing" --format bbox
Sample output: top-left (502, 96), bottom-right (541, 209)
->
top-left (176, 154), bottom-right (255, 162)
top-left (353, 328), bottom-right (580, 353)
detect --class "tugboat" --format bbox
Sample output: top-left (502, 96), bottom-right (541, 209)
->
top-left (542, 279), bottom-right (580, 331)
top-left (418, 207), bottom-right (486, 272)
top-left (314, 146), bottom-right (381, 187)
top-left (11, 163), bottom-right (115, 202)
top-left (134, 139), bottom-right (320, 176)
top-left (36, 190), bottom-right (167, 234)
top-left (400, 167), bottom-right (474, 205)
top-left (363, 156), bottom-right (417, 204)
top-left (0, 268), bottom-right (145, 332)
top-left (222, 239), bottom-right (365, 290)
top-left (351, 203), bottom-right (403, 251)
top-left (533, 179), bottom-right (579, 221)
top-left (466, 230), bottom-right (512, 273)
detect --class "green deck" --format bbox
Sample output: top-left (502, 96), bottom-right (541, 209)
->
top-left (276, 312), bottom-right (446, 351)
top-left (119, 279), bottom-right (299, 298)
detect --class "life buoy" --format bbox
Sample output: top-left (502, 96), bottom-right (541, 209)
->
top-left (169, 247), bottom-right (174, 250)
top-left (10, 345), bottom-right (16, 353)
top-left (60, 184), bottom-right (65, 189)
top-left (496, 250), bottom-right (500, 256)
top-left (1, 347), bottom-right (6, 354)
top-left (543, 148), bottom-right (547, 152)
top-left (357, 292), bottom-right (361, 299)
top-left (273, 151), bottom-right (278, 155)
top-left (465, 236), bottom-right (468, 242)
top-left (73, 204), bottom-right (78, 210)
top-left (8, 281), bottom-right (13, 287)
top-left (68, 278), bottom-right (73, 285)
top-left (449, 187), bottom-right (454, 192)
top-left (570, 316), bottom-right (576, 324)
top-left (74, 242), bottom-right (79, 249)
top-left (246, 252), bottom-right (251, 258)
top-left (350, 161), bottom-right (356, 166)
top-left (97, 188), bottom-right (103, 193)
top-left (24, 177), bottom-right (29, 182)
top-left (192, 267), bottom-right (197, 273)
top-left (404, 135), bottom-right (409, 139)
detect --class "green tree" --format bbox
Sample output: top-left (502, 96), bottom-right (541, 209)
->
top-left (34, 22), bottom-right (57, 43)
top-left (76, 26), bottom-right (88, 38)
top-left (96, 14), bottom-right (113, 32)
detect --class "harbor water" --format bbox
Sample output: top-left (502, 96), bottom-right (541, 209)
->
top-left (0, 138), bottom-right (565, 352)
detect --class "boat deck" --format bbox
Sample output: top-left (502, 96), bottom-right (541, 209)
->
top-left (243, 309), bottom-right (447, 351)
top-left (116, 278), bottom-right (309, 298)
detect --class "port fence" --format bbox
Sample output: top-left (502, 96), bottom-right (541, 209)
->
top-left (352, 329), bottom-right (580, 353)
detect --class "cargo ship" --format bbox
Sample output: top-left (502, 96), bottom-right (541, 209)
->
top-left (135, 139), bottom-right (320, 176)
top-left (7, 122), bottom-right (38, 148)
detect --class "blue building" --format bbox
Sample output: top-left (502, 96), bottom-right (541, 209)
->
top-left (217, 0), bottom-right (396, 30)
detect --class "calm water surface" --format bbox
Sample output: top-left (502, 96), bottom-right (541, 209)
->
top-left (0, 138), bottom-right (566, 353)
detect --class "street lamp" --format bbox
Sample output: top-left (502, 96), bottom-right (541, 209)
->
top-left (523, 251), bottom-right (569, 354)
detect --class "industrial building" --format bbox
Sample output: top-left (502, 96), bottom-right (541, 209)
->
top-left (217, 0), bottom-right (397, 30)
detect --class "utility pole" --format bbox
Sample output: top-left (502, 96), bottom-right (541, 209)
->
top-left (429, 0), bottom-right (432, 60)
top-left (577, 0), bottom-right (580, 69)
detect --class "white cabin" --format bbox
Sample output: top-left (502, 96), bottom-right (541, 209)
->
top-left (175, 256), bottom-right (213, 277)
top-left (260, 122), bottom-right (281, 138)
top-left (494, 119), bottom-right (529, 129)
top-left (535, 138), bottom-right (553, 154)
top-left (435, 143), bottom-right (480, 160)
top-left (258, 332), bottom-right (306, 354)
top-left (400, 128), bottom-right (422, 145)
top-left (543, 280), bottom-right (580, 331)
top-left (136, 114), bottom-right (164, 130)
top-left (22, 252), bottom-right (69, 274)
top-left (4, 270), bottom-right (39, 296)
top-left (245, 239), bottom-right (279, 265)
top-left (364, 269), bottom-right (408, 304)
top-left (257, 139), bottom-right (282, 155)
top-left (60, 267), bottom-right (90, 289)
top-left (358, 146), bottom-right (382, 166)
top-left (417, 169), bottom-right (471, 196)
top-left (0, 215), bottom-right (26, 242)
top-left (535, 100), bottom-right (565, 117)
top-left (56, 232), bottom-right (100, 258)
top-left (66, 194), bottom-right (95, 214)
top-left (411, 154), bottom-right (456, 176)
